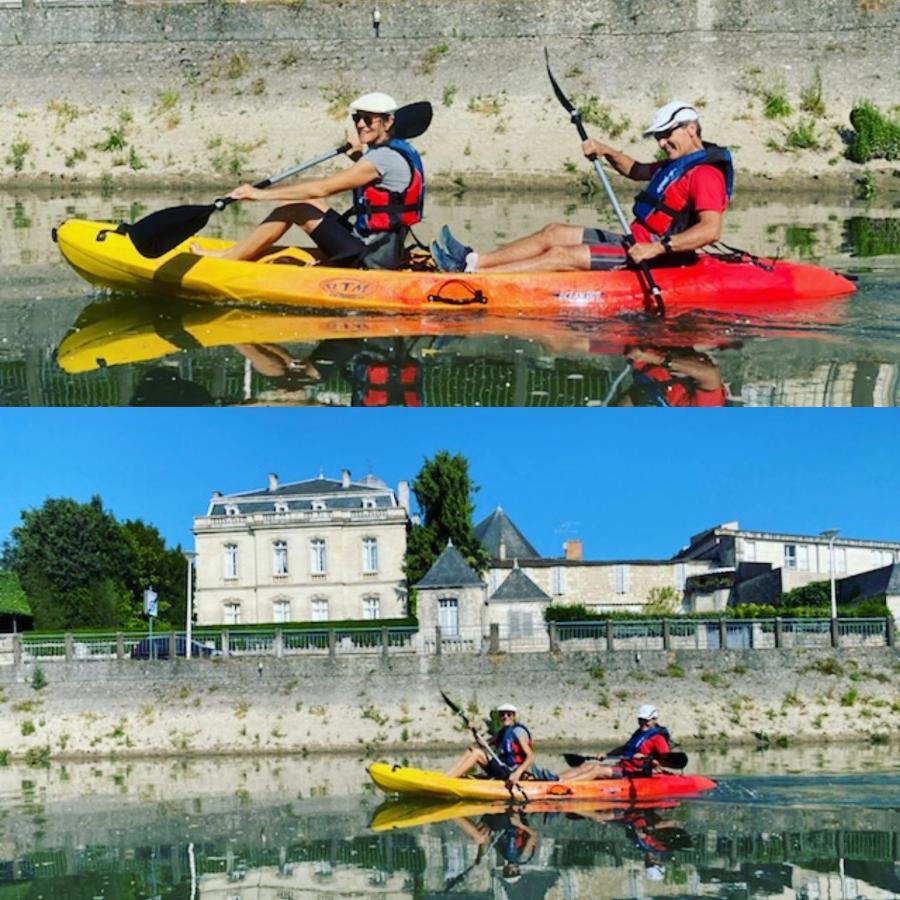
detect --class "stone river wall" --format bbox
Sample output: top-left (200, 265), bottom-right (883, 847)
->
top-left (0, 0), bottom-right (897, 190)
top-left (0, 644), bottom-right (896, 761)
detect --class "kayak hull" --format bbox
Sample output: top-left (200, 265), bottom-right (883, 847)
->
top-left (367, 762), bottom-right (716, 802)
top-left (54, 218), bottom-right (856, 318)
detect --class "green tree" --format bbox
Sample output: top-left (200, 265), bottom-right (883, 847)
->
top-left (121, 519), bottom-right (188, 628)
top-left (404, 450), bottom-right (491, 587)
top-left (644, 586), bottom-right (682, 616)
top-left (777, 580), bottom-right (829, 609)
top-left (2, 496), bottom-right (135, 630)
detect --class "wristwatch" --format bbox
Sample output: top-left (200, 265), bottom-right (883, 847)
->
top-left (660, 236), bottom-right (673, 253)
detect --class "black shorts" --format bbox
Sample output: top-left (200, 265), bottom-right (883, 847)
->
top-left (582, 226), bottom-right (627, 270)
top-left (483, 758), bottom-right (514, 779)
top-left (311, 209), bottom-right (404, 270)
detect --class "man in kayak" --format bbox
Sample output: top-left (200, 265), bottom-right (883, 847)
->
top-left (431, 100), bottom-right (732, 273)
top-left (191, 91), bottom-right (424, 269)
top-left (559, 704), bottom-right (671, 781)
top-left (445, 703), bottom-right (556, 786)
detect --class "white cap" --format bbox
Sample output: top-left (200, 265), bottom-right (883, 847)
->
top-left (637, 704), bottom-right (658, 721)
top-left (349, 92), bottom-right (398, 115)
top-left (496, 702), bottom-right (517, 713)
top-left (645, 865), bottom-right (665, 881)
top-left (642, 100), bottom-right (699, 137)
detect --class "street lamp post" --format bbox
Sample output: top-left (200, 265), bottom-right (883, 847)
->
top-left (183, 551), bottom-right (197, 659)
top-left (819, 529), bottom-right (839, 620)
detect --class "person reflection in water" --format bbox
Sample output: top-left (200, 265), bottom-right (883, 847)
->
top-left (615, 344), bottom-right (726, 406)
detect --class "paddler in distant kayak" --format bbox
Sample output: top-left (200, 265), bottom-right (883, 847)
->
top-left (446, 702), bottom-right (557, 786)
top-left (431, 100), bottom-right (732, 273)
top-left (559, 704), bottom-right (671, 781)
top-left (191, 91), bottom-right (424, 269)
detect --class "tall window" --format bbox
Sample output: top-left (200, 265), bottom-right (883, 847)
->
top-left (674, 563), bottom-right (687, 590)
top-left (310, 539), bottom-right (326, 575)
top-left (362, 537), bottom-right (379, 573)
top-left (273, 540), bottom-right (288, 576)
top-left (551, 566), bottom-right (566, 596)
top-left (834, 546), bottom-right (846, 574)
top-left (311, 598), bottom-right (329, 622)
top-left (273, 600), bottom-right (291, 623)
top-left (614, 565), bottom-right (630, 594)
top-left (742, 540), bottom-right (757, 562)
top-left (784, 544), bottom-right (809, 571)
top-left (438, 597), bottom-right (459, 635)
top-left (363, 595), bottom-right (381, 620)
top-left (224, 602), bottom-right (241, 625)
top-left (224, 544), bottom-right (239, 579)
top-left (872, 549), bottom-right (893, 568)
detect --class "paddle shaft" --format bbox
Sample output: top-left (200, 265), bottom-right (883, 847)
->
top-left (211, 144), bottom-right (351, 211)
top-left (544, 51), bottom-right (665, 316)
top-left (563, 751), bottom-right (687, 769)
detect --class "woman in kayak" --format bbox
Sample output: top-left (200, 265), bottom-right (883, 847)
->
top-left (431, 100), bottom-right (731, 273)
top-left (559, 704), bottom-right (671, 781)
top-left (445, 703), bottom-right (556, 786)
top-left (191, 91), bottom-right (424, 270)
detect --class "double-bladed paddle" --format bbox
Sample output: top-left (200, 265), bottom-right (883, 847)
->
top-left (440, 691), bottom-right (528, 801)
top-left (563, 751), bottom-right (688, 770)
top-left (544, 49), bottom-right (665, 317)
top-left (127, 100), bottom-right (433, 258)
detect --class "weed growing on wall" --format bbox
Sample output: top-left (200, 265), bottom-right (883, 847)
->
top-left (847, 103), bottom-right (900, 162)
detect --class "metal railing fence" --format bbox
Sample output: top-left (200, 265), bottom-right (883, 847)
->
top-left (1, 617), bottom-right (893, 665)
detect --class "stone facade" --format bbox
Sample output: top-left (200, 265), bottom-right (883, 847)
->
top-left (192, 471), bottom-right (409, 626)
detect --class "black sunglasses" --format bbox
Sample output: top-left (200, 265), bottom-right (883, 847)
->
top-left (352, 112), bottom-right (387, 126)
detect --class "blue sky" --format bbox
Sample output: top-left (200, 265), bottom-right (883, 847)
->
top-left (0, 409), bottom-right (896, 560)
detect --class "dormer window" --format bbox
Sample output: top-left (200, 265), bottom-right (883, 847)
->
top-left (225, 504), bottom-right (239, 516)
top-left (274, 501), bottom-right (289, 513)
top-left (362, 497), bottom-right (376, 510)
top-left (311, 500), bottom-right (326, 511)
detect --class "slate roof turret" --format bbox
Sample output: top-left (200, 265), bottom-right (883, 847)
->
top-left (416, 542), bottom-right (484, 589)
top-left (474, 507), bottom-right (540, 560)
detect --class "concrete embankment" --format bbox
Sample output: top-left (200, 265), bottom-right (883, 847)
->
top-left (0, 0), bottom-right (897, 192)
top-left (1, 646), bottom-right (896, 761)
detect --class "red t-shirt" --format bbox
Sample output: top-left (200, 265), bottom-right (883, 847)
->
top-left (631, 164), bottom-right (727, 243)
top-left (621, 731), bottom-right (670, 774)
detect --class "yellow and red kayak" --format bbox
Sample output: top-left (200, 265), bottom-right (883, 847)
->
top-left (367, 762), bottom-right (716, 802)
top-left (54, 218), bottom-right (855, 318)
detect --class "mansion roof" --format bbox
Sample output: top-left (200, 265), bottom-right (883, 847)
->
top-left (207, 473), bottom-right (395, 516)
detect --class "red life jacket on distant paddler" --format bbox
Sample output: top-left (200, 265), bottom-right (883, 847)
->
top-left (352, 139), bottom-right (425, 235)
top-left (632, 143), bottom-right (734, 237)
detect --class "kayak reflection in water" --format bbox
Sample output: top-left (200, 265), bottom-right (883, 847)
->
top-left (431, 100), bottom-right (732, 273)
top-left (191, 91), bottom-right (424, 270)
top-left (560, 704), bottom-right (671, 781)
top-left (615, 343), bottom-right (726, 406)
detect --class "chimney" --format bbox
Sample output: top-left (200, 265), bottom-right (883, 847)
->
top-left (212, 491), bottom-right (221, 498)
top-left (499, 539), bottom-right (507, 561)
top-left (564, 539), bottom-right (583, 561)
top-left (268, 473), bottom-right (278, 492)
top-left (342, 468), bottom-right (351, 488)
top-left (397, 480), bottom-right (410, 512)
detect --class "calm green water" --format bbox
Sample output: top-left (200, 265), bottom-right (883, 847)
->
top-left (1, 747), bottom-right (897, 899)
top-left (2, 187), bottom-right (899, 406)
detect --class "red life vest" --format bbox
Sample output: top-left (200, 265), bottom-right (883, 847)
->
top-left (632, 143), bottom-right (733, 237)
top-left (495, 723), bottom-right (531, 767)
top-left (352, 139), bottom-right (425, 235)
top-left (630, 360), bottom-right (726, 407)
top-left (352, 360), bottom-right (421, 407)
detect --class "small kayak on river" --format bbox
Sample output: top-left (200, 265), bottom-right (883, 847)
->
top-left (367, 762), bottom-right (717, 802)
top-left (54, 218), bottom-right (855, 318)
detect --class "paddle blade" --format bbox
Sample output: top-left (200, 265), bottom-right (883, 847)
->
top-left (562, 751), bottom-right (688, 770)
top-left (128, 203), bottom-right (217, 258)
top-left (394, 101), bottom-right (433, 140)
